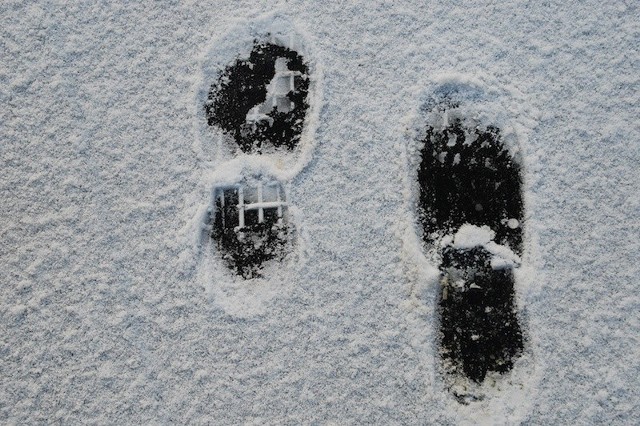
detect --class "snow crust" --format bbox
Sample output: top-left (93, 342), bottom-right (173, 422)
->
top-left (1, 1), bottom-right (639, 424)
top-left (444, 224), bottom-right (522, 270)
top-left (450, 224), bottom-right (495, 249)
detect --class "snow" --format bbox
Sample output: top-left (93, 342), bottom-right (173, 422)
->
top-left (445, 224), bottom-right (522, 270)
top-left (1, 1), bottom-right (639, 424)
top-left (450, 224), bottom-right (495, 249)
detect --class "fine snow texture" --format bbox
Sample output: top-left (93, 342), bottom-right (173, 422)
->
top-left (1, 1), bottom-right (639, 425)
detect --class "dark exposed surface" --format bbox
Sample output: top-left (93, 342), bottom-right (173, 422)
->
top-left (210, 187), bottom-right (289, 279)
top-left (205, 42), bottom-right (309, 153)
top-left (204, 41), bottom-right (306, 277)
top-left (418, 112), bottom-right (524, 385)
top-left (418, 118), bottom-right (524, 252)
top-left (440, 247), bottom-right (524, 384)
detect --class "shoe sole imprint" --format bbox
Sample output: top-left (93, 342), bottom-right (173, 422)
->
top-left (410, 78), bottom-right (534, 409)
top-left (205, 39), bottom-right (310, 154)
top-left (206, 178), bottom-right (291, 279)
top-left (419, 107), bottom-right (524, 386)
top-left (196, 17), bottom-right (321, 170)
top-left (198, 17), bottom-right (318, 281)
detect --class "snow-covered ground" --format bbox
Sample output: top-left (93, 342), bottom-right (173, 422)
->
top-left (1, 1), bottom-right (638, 424)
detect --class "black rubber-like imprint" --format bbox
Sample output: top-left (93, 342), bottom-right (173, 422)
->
top-left (418, 110), bottom-right (525, 385)
top-left (210, 184), bottom-right (289, 279)
top-left (205, 42), bottom-right (309, 153)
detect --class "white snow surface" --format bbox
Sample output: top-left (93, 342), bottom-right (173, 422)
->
top-left (445, 224), bottom-right (522, 270)
top-left (1, 1), bottom-right (639, 424)
top-left (450, 224), bottom-right (495, 249)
